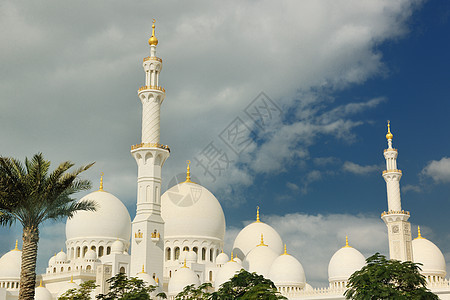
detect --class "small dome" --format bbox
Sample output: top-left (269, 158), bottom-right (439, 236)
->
top-left (58, 280), bottom-right (79, 297)
top-left (66, 190), bottom-right (131, 243)
top-left (179, 250), bottom-right (189, 262)
top-left (168, 265), bottom-right (200, 296)
top-left (216, 252), bottom-right (229, 265)
top-left (233, 257), bottom-right (242, 265)
top-left (85, 249), bottom-right (97, 261)
top-left (304, 283), bottom-right (313, 291)
top-left (328, 239), bottom-right (365, 283)
top-left (148, 22), bottom-right (159, 46)
top-left (268, 247), bottom-right (306, 288)
top-left (233, 218), bottom-right (283, 259)
top-left (55, 250), bottom-right (67, 263)
top-left (0, 243), bottom-right (22, 279)
top-left (243, 237), bottom-right (278, 277)
top-left (412, 233), bottom-right (446, 277)
top-left (48, 254), bottom-right (56, 267)
top-left (186, 251), bottom-right (197, 262)
top-left (161, 181), bottom-right (226, 241)
top-left (35, 283), bottom-right (53, 300)
top-left (215, 260), bottom-right (243, 290)
top-left (136, 271), bottom-right (156, 286)
top-left (111, 240), bottom-right (125, 254)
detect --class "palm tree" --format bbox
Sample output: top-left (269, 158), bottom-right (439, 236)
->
top-left (0, 153), bottom-right (96, 300)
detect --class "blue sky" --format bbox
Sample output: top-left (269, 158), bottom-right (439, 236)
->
top-left (0, 0), bottom-right (449, 287)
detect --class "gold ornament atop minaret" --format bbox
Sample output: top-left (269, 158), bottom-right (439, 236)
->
top-left (99, 172), bottom-right (104, 191)
top-left (386, 120), bottom-right (393, 140)
top-left (148, 19), bottom-right (159, 46)
top-left (255, 206), bottom-right (261, 223)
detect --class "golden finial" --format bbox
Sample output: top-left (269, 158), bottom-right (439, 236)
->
top-left (343, 235), bottom-right (351, 248)
top-left (386, 120), bottom-right (393, 140)
top-left (99, 172), bottom-right (104, 191)
top-left (39, 280), bottom-right (43, 287)
top-left (155, 277), bottom-right (159, 284)
top-left (185, 160), bottom-right (192, 183)
top-left (282, 244), bottom-right (288, 255)
top-left (258, 233), bottom-right (268, 247)
top-left (69, 275), bottom-right (74, 283)
top-left (255, 206), bottom-right (261, 223)
top-left (141, 265), bottom-right (145, 273)
top-left (13, 240), bottom-right (19, 251)
top-left (148, 19), bottom-right (159, 46)
top-left (182, 259), bottom-right (187, 268)
top-left (229, 251), bottom-right (235, 262)
top-left (416, 226), bottom-right (425, 239)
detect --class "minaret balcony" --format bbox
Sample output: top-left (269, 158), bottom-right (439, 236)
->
top-left (131, 143), bottom-right (170, 152)
top-left (381, 210), bottom-right (410, 217)
top-left (138, 85), bottom-right (166, 93)
top-left (143, 56), bottom-right (162, 63)
top-left (384, 148), bottom-right (398, 153)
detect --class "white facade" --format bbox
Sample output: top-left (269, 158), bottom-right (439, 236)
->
top-left (1, 24), bottom-right (450, 300)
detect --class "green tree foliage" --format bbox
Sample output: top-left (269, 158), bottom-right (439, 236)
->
top-left (0, 153), bottom-right (95, 300)
top-left (345, 252), bottom-right (439, 300)
top-left (96, 272), bottom-right (166, 300)
top-left (175, 269), bottom-right (286, 300)
top-left (59, 280), bottom-right (97, 300)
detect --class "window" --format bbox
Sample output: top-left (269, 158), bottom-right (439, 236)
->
top-left (174, 247), bottom-right (180, 260)
top-left (61, 267), bottom-right (64, 272)
top-left (86, 265), bottom-right (92, 270)
top-left (68, 267), bottom-right (71, 271)
top-left (120, 267), bottom-right (125, 274)
top-left (99, 246), bottom-right (104, 257)
top-left (106, 246), bottom-right (111, 255)
top-left (202, 248), bottom-right (206, 261)
top-left (82, 246), bottom-right (88, 257)
top-left (193, 247), bottom-right (198, 254)
top-left (210, 249), bottom-right (214, 262)
top-left (183, 246), bottom-right (189, 252)
top-left (76, 247), bottom-right (80, 258)
top-left (91, 246), bottom-right (96, 252)
top-left (166, 248), bottom-right (171, 261)
top-left (209, 271), bottom-right (213, 281)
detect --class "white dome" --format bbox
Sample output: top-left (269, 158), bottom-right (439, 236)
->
top-left (58, 280), bottom-right (79, 297)
top-left (85, 249), bottom-right (97, 261)
top-left (66, 190), bottom-right (131, 243)
top-left (304, 283), bottom-right (313, 291)
top-left (0, 246), bottom-right (21, 279)
top-left (179, 250), bottom-right (189, 262)
top-left (168, 266), bottom-right (200, 296)
top-left (215, 260), bottom-right (243, 290)
top-left (111, 240), bottom-right (125, 254)
top-left (35, 285), bottom-right (53, 300)
top-left (233, 221), bottom-right (283, 259)
top-left (268, 251), bottom-right (306, 287)
top-left (186, 251), bottom-right (197, 262)
top-left (328, 244), bottom-right (365, 283)
top-left (48, 254), bottom-right (56, 267)
top-left (412, 236), bottom-right (446, 277)
top-left (216, 252), bottom-right (229, 265)
top-left (233, 257), bottom-right (242, 265)
top-left (161, 181), bottom-right (225, 241)
top-left (55, 250), bottom-right (67, 263)
top-left (136, 271), bottom-right (156, 286)
top-left (243, 243), bottom-right (278, 278)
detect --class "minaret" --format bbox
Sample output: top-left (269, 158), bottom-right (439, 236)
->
top-left (380, 121), bottom-right (413, 261)
top-left (130, 20), bottom-right (170, 279)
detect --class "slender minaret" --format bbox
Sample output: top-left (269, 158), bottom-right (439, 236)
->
top-left (381, 121), bottom-right (413, 261)
top-left (130, 20), bottom-right (170, 280)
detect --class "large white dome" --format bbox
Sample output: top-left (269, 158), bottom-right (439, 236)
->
top-left (0, 244), bottom-right (21, 280)
top-left (268, 248), bottom-right (306, 288)
top-left (35, 283), bottom-right (53, 300)
top-left (161, 181), bottom-right (225, 241)
top-left (66, 190), bottom-right (131, 242)
top-left (412, 235), bottom-right (446, 277)
top-left (233, 220), bottom-right (283, 259)
top-left (328, 240), bottom-right (365, 283)
top-left (215, 260), bottom-right (243, 290)
top-left (243, 241), bottom-right (279, 278)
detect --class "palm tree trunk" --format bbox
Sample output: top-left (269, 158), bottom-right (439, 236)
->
top-left (19, 225), bottom-right (39, 300)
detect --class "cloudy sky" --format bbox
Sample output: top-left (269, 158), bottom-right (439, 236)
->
top-left (1, 0), bottom-right (450, 287)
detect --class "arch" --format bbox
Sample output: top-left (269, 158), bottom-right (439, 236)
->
top-left (68, 267), bottom-right (71, 271)
top-left (106, 246), bottom-right (111, 255)
top-left (86, 265), bottom-right (92, 271)
top-left (91, 245), bottom-right (96, 252)
top-left (183, 246), bottom-right (189, 252)
top-left (60, 267), bottom-right (64, 272)
top-left (210, 248), bottom-right (214, 262)
top-left (166, 247), bottom-right (171, 261)
top-left (120, 266), bottom-right (126, 274)
top-left (53, 267), bottom-right (56, 273)
top-left (82, 246), bottom-right (88, 257)
top-left (99, 246), bottom-right (104, 257)
top-left (76, 247), bottom-right (81, 258)
top-left (193, 247), bottom-right (198, 254)
top-left (169, 270), bottom-right (172, 278)
top-left (174, 247), bottom-right (180, 260)
top-left (209, 271), bottom-right (213, 281)
top-left (155, 154), bottom-right (162, 166)
top-left (144, 152), bottom-right (153, 164)
top-left (202, 248), bottom-right (206, 261)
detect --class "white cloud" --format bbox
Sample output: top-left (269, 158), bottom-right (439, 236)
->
top-left (286, 182), bottom-right (300, 192)
top-left (343, 161), bottom-right (381, 175)
top-left (421, 157), bottom-right (450, 183)
top-left (402, 184), bottom-right (422, 193)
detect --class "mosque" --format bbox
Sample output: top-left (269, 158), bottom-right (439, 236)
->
top-left (1, 22), bottom-right (450, 300)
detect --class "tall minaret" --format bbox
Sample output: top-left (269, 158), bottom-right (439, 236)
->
top-left (380, 121), bottom-right (413, 261)
top-left (130, 20), bottom-right (170, 280)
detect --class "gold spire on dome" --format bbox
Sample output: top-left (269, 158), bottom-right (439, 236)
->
top-left (258, 234), bottom-right (268, 247)
top-left (282, 244), bottom-right (288, 255)
top-left (229, 251), bottom-right (234, 262)
top-left (39, 280), bottom-right (43, 287)
top-left (148, 19), bottom-right (159, 46)
top-left (415, 226), bottom-right (425, 239)
top-left (99, 172), bottom-right (104, 191)
top-left (255, 206), bottom-right (261, 223)
top-left (141, 265), bottom-right (145, 273)
top-left (182, 259), bottom-right (187, 268)
top-left (185, 160), bottom-right (192, 183)
top-left (70, 275), bottom-right (74, 283)
top-left (343, 235), bottom-right (351, 248)
top-left (13, 240), bottom-right (19, 251)
top-left (386, 120), bottom-right (393, 140)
